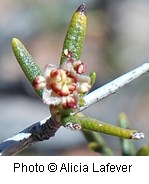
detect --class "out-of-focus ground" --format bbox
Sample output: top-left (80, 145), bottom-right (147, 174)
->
top-left (0, 0), bottom-right (149, 155)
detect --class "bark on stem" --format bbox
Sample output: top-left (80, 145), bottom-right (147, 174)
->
top-left (76, 63), bottom-right (149, 113)
top-left (0, 116), bottom-right (61, 156)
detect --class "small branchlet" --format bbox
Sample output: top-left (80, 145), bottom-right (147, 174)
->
top-left (61, 115), bottom-right (144, 140)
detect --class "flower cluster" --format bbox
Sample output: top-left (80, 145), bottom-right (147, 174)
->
top-left (33, 50), bottom-right (92, 109)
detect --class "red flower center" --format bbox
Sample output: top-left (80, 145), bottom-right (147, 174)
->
top-left (47, 69), bottom-right (77, 96)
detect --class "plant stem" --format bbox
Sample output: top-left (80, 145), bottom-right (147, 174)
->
top-left (0, 116), bottom-right (60, 156)
top-left (0, 63), bottom-right (148, 155)
top-left (75, 63), bottom-right (149, 113)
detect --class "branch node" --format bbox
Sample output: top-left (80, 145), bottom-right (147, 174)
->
top-left (32, 118), bottom-right (61, 141)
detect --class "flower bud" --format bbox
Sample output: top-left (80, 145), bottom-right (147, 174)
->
top-left (33, 76), bottom-right (46, 90)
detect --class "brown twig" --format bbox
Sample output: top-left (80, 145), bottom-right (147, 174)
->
top-left (0, 116), bottom-right (61, 156)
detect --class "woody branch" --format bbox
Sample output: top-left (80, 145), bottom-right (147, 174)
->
top-left (0, 63), bottom-right (148, 156)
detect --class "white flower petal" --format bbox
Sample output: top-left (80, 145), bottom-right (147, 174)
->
top-left (77, 83), bottom-right (88, 93)
top-left (77, 75), bottom-right (91, 83)
top-left (42, 89), bottom-right (61, 105)
top-left (61, 62), bottom-right (77, 76)
top-left (44, 64), bottom-right (57, 78)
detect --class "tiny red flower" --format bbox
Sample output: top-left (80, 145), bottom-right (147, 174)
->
top-left (34, 54), bottom-right (92, 109)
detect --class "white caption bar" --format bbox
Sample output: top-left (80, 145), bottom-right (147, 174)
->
top-left (0, 156), bottom-right (148, 183)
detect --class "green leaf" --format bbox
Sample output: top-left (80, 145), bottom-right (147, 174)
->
top-left (136, 146), bottom-right (149, 156)
top-left (61, 115), bottom-right (140, 139)
top-left (60, 4), bottom-right (87, 65)
top-left (12, 38), bottom-right (43, 97)
top-left (90, 72), bottom-right (96, 86)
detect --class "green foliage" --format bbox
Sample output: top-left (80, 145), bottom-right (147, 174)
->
top-left (136, 146), bottom-right (149, 156)
top-left (12, 38), bottom-right (43, 97)
top-left (60, 4), bottom-right (87, 64)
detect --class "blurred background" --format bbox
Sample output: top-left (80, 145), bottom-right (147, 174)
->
top-left (0, 0), bottom-right (149, 155)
